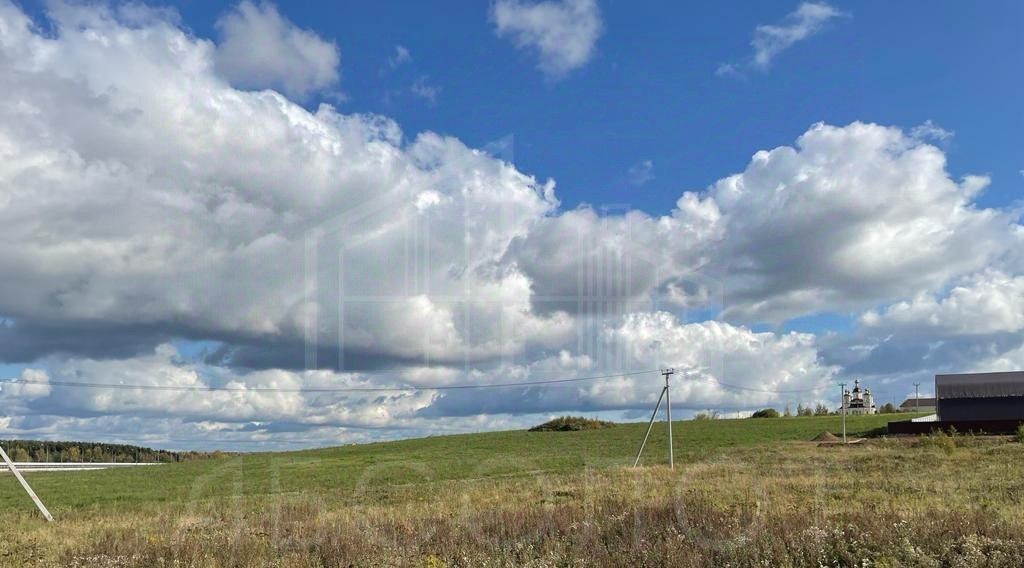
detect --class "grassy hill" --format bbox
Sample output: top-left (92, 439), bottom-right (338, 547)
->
top-left (0, 413), bottom-right (895, 512)
top-left (4, 413), bottom-right (1023, 567)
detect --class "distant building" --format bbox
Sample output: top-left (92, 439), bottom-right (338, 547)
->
top-left (841, 379), bottom-right (876, 415)
top-left (936, 372), bottom-right (1024, 422)
top-left (888, 371), bottom-right (1024, 434)
top-left (899, 397), bottom-right (936, 413)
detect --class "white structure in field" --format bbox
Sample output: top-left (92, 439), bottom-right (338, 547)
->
top-left (841, 379), bottom-right (876, 415)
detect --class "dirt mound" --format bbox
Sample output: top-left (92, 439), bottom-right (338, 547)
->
top-left (812, 431), bottom-right (840, 442)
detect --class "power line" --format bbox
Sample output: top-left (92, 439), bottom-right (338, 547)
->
top-left (701, 376), bottom-right (826, 394)
top-left (4, 369), bottom-right (834, 396)
top-left (2, 369), bottom-right (660, 394)
top-left (1, 370), bottom-right (846, 452)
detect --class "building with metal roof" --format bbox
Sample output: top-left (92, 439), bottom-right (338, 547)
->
top-left (888, 371), bottom-right (1024, 434)
top-left (936, 371), bottom-right (1024, 421)
top-left (898, 397), bottom-right (936, 413)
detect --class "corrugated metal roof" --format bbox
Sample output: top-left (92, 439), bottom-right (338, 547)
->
top-left (899, 397), bottom-right (936, 408)
top-left (935, 372), bottom-right (1024, 399)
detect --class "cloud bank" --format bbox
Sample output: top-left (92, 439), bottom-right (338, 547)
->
top-left (1, 1), bottom-right (1021, 449)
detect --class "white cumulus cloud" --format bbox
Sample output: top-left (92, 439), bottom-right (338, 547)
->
top-left (606, 312), bottom-right (837, 409)
top-left (491, 0), bottom-right (602, 78)
top-left (214, 1), bottom-right (340, 99)
top-left (0, 0), bottom-right (565, 370)
top-left (704, 122), bottom-right (1013, 322)
top-left (859, 271), bottom-right (1024, 337)
top-left (1, 0), bottom-right (1022, 446)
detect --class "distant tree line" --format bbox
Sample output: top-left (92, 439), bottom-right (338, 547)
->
top-left (748, 401), bottom-right (901, 419)
top-left (1, 440), bottom-right (216, 463)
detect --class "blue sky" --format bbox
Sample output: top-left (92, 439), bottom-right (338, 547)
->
top-left (145, 0), bottom-right (1023, 217)
top-left (1, 0), bottom-right (1022, 449)
top-left (19, 0), bottom-right (1016, 213)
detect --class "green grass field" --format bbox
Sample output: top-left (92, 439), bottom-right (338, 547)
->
top-left (3, 413), bottom-right (1023, 567)
top-left (0, 413), bottom-right (895, 513)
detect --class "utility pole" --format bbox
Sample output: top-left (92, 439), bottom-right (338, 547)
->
top-left (839, 382), bottom-right (847, 444)
top-left (633, 383), bottom-right (666, 467)
top-left (913, 382), bottom-right (921, 413)
top-left (664, 368), bottom-right (675, 469)
top-left (633, 368), bottom-right (676, 469)
top-left (0, 445), bottom-right (53, 522)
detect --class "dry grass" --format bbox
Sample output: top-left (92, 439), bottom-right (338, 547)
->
top-left (2, 435), bottom-right (1023, 567)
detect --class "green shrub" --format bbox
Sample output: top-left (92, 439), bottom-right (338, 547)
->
top-left (528, 416), bottom-right (616, 432)
top-left (916, 430), bottom-right (956, 454)
top-left (750, 408), bottom-right (780, 419)
top-left (1015, 424), bottom-right (1024, 443)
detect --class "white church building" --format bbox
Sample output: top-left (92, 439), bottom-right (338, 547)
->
top-left (841, 379), bottom-right (877, 415)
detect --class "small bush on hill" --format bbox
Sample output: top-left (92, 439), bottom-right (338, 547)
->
top-left (1015, 424), bottom-right (1024, 443)
top-left (750, 408), bottom-right (780, 419)
top-left (529, 416), bottom-right (616, 432)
